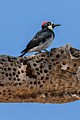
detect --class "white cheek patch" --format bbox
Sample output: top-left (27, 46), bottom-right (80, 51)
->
top-left (48, 25), bottom-right (53, 30)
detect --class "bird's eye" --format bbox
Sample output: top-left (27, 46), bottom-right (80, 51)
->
top-left (47, 22), bottom-right (51, 26)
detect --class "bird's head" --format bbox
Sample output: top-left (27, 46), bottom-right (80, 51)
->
top-left (42, 21), bottom-right (61, 30)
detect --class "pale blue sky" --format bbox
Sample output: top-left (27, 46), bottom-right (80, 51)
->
top-left (0, 0), bottom-right (80, 120)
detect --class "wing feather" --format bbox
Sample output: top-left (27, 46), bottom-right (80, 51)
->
top-left (26, 28), bottom-right (53, 51)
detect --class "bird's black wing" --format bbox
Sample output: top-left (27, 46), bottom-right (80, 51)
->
top-left (25, 28), bottom-right (54, 51)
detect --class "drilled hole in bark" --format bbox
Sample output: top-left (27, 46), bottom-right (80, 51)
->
top-left (17, 78), bottom-right (20, 81)
top-left (40, 70), bottom-right (42, 73)
top-left (14, 83), bottom-right (18, 86)
top-left (0, 62), bottom-right (3, 64)
top-left (4, 68), bottom-right (7, 71)
top-left (56, 54), bottom-right (60, 58)
top-left (67, 67), bottom-right (70, 70)
top-left (8, 90), bottom-right (11, 92)
top-left (8, 67), bottom-right (11, 71)
top-left (13, 72), bottom-right (16, 76)
top-left (18, 66), bottom-right (21, 68)
top-left (22, 80), bottom-right (26, 83)
top-left (53, 63), bottom-right (56, 66)
top-left (9, 73), bottom-right (12, 76)
top-left (45, 93), bottom-right (48, 97)
top-left (62, 62), bottom-right (66, 65)
top-left (9, 77), bottom-right (11, 80)
top-left (2, 72), bottom-right (4, 74)
top-left (18, 71), bottom-right (20, 74)
top-left (47, 74), bottom-right (49, 76)
top-left (13, 68), bottom-right (16, 71)
top-left (40, 63), bottom-right (44, 69)
top-left (19, 83), bottom-right (22, 85)
top-left (5, 73), bottom-right (8, 76)
top-left (10, 63), bottom-right (13, 66)
top-left (3, 90), bottom-right (6, 92)
top-left (14, 77), bottom-right (16, 81)
top-left (41, 76), bottom-right (44, 80)
top-left (21, 70), bottom-right (24, 73)
top-left (43, 81), bottom-right (45, 83)
top-left (40, 85), bottom-right (43, 88)
top-left (51, 59), bottom-right (54, 62)
top-left (37, 72), bottom-right (40, 75)
top-left (0, 92), bottom-right (1, 95)
top-left (44, 69), bottom-right (48, 73)
top-left (74, 63), bottom-right (77, 67)
top-left (34, 81), bottom-right (37, 84)
top-left (8, 92), bottom-right (11, 95)
top-left (30, 81), bottom-right (32, 84)
top-left (49, 65), bottom-right (52, 70)
top-left (36, 68), bottom-right (39, 71)
top-left (46, 77), bottom-right (49, 80)
top-left (33, 63), bottom-right (37, 67)
top-left (16, 74), bottom-right (19, 77)
top-left (38, 81), bottom-right (40, 84)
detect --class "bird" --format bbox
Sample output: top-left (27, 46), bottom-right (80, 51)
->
top-left (20, 21), bottom-right (61, 57)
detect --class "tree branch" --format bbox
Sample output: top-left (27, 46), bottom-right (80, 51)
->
top-left (0, 44), bottom-right (80, 103)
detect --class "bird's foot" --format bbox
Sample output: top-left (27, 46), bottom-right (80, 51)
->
top-left (44, 49), bottom-right (50, 55)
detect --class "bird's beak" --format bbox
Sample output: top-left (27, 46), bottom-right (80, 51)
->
top-left (52, 24), bottom-right (61, 28)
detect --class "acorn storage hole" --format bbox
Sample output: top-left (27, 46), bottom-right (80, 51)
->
top-left (18, 71), bottom-right (20, 74)
top-left (9, 73), bottom-right (12, 76)
top-left (46, 76), bottom-right (49, 80)
top-left (33, 63), bottom-right (37, 67)
top-left (56, 54), bottom-right (60, 58)
top-left (44, 69), bottom-right (48, 73)
top-left (21, 70), bottom-right (24, 73)
top-left (5, 73), bottom-right (8, 77)
top-left (17, 78), bottom-right (20, 81)
top-left (13, 77), bottom-right (16, 81)
top-left (51, 59), bottom-right (54, 62)
top-left (36, 68), bottom-right (39, 71)
top-left (4, 68), bottom-right (7, 71)
top-left (39, 84), bottom-right (43, 88)
top-left (19, 83), bottom-right (22, 85)
top-left (41, 76), bottom-right (44, 80)
top-left (62, 62), bottom-right (66, 65)
top-left (34, 81), bottom-right (37, 85)
top-left (13, 72), bottom-right (16, 76)
top-left (74, 63), bottom-right (77, 67)
top-left (9, 77), bottom-right (11, 80)
top-left (8, 67), bottom-right (11, 71)
top-left (13, 68), bottom-right (16, 71)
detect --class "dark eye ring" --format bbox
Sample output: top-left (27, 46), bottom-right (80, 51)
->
top-left (47, 22), bottom-right (51, 26)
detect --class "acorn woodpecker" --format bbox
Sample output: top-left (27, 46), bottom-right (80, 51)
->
top-left (20, 21), bottom-right (61, 57)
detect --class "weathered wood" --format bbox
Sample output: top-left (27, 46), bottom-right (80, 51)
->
top-left (0, 44), bottom-right (80, 103)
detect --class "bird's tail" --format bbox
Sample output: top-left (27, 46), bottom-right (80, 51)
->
top-left (21, 48), bottom-right (26, 53)
top-left (19, 52), bottom-right (26, 57)
top-left (19, 48), bottom-right (28, 57)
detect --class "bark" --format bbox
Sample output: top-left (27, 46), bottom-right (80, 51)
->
top-left (0, 44), bottom-right (80, 103)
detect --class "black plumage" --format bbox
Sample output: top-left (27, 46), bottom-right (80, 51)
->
top-left (20, 22), bottom-right (60, 57)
